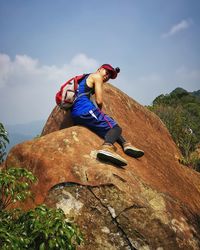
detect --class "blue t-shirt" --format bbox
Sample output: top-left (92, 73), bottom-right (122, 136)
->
top-left (71, 74), bottom-right (96, 117)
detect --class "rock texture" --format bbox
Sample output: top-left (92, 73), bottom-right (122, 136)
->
top-left (5, 83), bottom-right (200, 249)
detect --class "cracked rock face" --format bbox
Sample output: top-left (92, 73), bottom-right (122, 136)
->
top-left (5, 84), bottom-right (200, 249)
top-left (45, 183), bottom-right (200, 250)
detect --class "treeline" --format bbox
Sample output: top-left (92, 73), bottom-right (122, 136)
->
top-left (148, 87), bottom-right (200, 171)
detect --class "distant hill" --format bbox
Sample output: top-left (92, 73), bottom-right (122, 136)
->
top-left (152, 87), bottom-right (200, 107)
top-left (191, 89), bottom-right (200, 100)
top-left (170, 87), bottom-right (200, 100)
top-left (5, 120), bottom-right (45, 152)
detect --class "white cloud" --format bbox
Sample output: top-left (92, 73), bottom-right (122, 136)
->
top-left (0, 53), bottom-right (99, 124)
top-left (0, 54), bottom-right (12, 88)
top-left (162, 19), bottom-right (192, 38)
top-left (71, 53), bottom-right (98, 68)
top-left (0, 53), bottom-right (99, 88)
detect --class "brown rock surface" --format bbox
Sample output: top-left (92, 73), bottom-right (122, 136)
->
top-left (5, 84), bottom-right (200, 249)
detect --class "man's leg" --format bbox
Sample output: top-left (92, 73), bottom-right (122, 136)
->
top-left (104, 125), bottom-right (122, 144)
top-left (72, 109), bottom-right (127, 166)
top-left (97, 125), bottom-right (127, 166)
top-left (117, 135), bottom-right (144, 158)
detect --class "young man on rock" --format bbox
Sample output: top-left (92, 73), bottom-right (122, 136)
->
top-left (71, 64), bottom-right (144, 166)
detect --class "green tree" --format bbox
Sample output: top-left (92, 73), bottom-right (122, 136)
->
top-left (0, 204), bottom-right (83, 250)
top-left (0, 167), bottom-right (83, 249)
top-left (0, 123), bottom-right (9, 164)
top-left (148, 87), bottom-right (200, 170)
top-left (0, 167), bottom-right (37, 210)
top-left (149, 104), bottom-right (196, 158)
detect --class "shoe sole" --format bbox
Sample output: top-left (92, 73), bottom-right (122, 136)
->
top-left (97, 151), bottom-right (127, 167)
top-left (124, 148), bottom-right (144, 158)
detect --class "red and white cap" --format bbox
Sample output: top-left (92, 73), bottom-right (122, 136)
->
top-left (100, 64), bottom-right (120, 79)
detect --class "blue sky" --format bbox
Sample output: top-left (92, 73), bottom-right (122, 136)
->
top-left (0, 0), bottom-right (200, 125)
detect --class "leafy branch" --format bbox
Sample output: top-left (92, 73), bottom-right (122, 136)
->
top-left (0, 167), bottom-right (37, 210)
top-left (0, 122), bottom-right (9, 164)
top-left (0, 204), bottom-right (83, 249)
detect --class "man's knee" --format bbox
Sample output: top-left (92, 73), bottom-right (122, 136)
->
top-left (113, 124), bottom-right (122, 135)
top-left (104, 124), bottom-right (122, 144)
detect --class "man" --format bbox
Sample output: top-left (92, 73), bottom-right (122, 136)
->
top-left (71, 64), bottom-right (144, 166)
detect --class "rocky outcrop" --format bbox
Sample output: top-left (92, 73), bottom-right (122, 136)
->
top-left (5, 84), bottom-right (200, 249)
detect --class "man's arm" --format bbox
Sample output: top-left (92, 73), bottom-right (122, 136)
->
top-left (87, 74), bottom-right (104, 109)
top-left (93, 77), bottom-right (103, 110)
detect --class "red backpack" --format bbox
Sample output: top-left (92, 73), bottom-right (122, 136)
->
top-left (55, 74), bottom-right (86, 110)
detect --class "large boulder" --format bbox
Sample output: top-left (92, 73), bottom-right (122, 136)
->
top-left (5, 84), bottom-right (200, 249)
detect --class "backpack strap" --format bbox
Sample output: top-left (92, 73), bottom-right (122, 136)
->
top-left (75, 74), bottom-right (93, 99)
top-left (77, 91), bottom-right (92, 98)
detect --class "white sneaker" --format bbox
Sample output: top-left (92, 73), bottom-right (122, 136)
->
top-left (123, 142), bottom-right (144, 158)
top-left (97, 143), bottom-right (127, 167)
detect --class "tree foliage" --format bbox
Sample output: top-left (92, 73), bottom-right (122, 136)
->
top-left (0, 167), bottom-right (83, 250)
top-left (148, 87), bottom-right (200, 170)
top-left (0, 204), bottom-right (83, 250)
top-left (0, 123), bottom-right (9, 164)
top-left (0, 167), bottom-right (37, 210)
